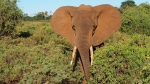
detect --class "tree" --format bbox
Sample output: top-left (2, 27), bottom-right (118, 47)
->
top-left (121, 0), bottom-right (136, 9)
top-left (44, 11), bottom-right (48, 17)
top-left (34, 12), bottom-right (44, 20)
top-left (0, 0), bottom-right (22, 37)
top-left (33, 11), bottom-right (50, 20)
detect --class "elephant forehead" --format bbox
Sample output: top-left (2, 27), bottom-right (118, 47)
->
top-left (79, 4), bottom-right (93, 10)
top-left (74, 13), bottom-right (95, 26)
top-left (74, 15), bottom-right (93, 25)
top-left (76, 10), bottom-right (95, 19)
top-left (76, 5), bottom-right (96, 18)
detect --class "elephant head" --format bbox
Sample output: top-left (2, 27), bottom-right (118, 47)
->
top-left (50, 4), bottom-right (121, 82)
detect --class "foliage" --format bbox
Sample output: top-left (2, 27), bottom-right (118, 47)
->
top-left (34, 12), bottom-right (48, 20)
top-left (0, 22), bottom-right (83, 84)
top-left (0, 21), bottom-right (150, 83)
top-left (89, 32), bottom-right (150, 84)
top-left (22, 12), bottom-right (52, 21)
top-left (0, 0), bottom-right (22, 36)
top-left (120, 3), bottom-right (150, 36)
top-left (120, 0), bottom-right (136, 9)
top-left (0, 1), bottom-right (150, 84)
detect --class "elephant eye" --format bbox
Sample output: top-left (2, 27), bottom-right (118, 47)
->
top-left (72, 25), bottom-right (75, 31)
top-left (93, 25), bottom-right (97, 29)
top-left (72, 25), bottom-right (76, 35)
top-left (92, 25), bottom-right (97, 35)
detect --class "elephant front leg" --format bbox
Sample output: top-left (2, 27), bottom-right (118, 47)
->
top-left (90, 46), bottom-right (93, 65)
top-left (70, 46), bottom-right (77, 65)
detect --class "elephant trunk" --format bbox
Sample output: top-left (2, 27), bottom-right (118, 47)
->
top-left (76, 35), bottom-right (91, 81)
top-left (78, 46), bottom-right (91, 81)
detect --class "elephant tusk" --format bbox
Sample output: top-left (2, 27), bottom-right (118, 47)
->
top-left (90, 46), bottom-right (93, 65)
top-left (70, 46), bottom-right (77, 65)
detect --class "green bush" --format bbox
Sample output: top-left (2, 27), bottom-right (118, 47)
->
top-left (0, 0), bottom-right (22, 36)
top-left (89, 33), bottom-right (150, 84)
top-left (0, 21), bottom-right (150, 83)
top-left (0, 22), bottom-right (82, 84)
top-left (0, 24), bottom-right (150, 84)
top-left (0, 1), bottom-right (150, 83)
top-left (120, 3), bottom-right (150, 36)
top-left (0, 40), bottom-right (82, 83)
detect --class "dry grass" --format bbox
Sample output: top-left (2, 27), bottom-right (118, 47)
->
top-left (23, 20), bottom-right (50, 25)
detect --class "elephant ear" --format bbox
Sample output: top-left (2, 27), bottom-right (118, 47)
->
top-left (93, 4), bottom-right (122, 46)
top-left (50, 6), bottom-right (77, 45)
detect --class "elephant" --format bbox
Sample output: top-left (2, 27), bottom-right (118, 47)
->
top-left (50, 4), bottom-right (121, 83)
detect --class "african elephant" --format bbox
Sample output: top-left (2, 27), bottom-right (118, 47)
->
top-left (50, 4), bottom-right (121, 83)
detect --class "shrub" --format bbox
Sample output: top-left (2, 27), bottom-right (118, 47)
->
top-left (89, 33), bottom-right (150, 84)
top-left (0, 21), bottom-right (149, 83)
top-left (0, 37), bottom-right (82, 84)
top-left (0, 0), bottom-right (22, 36)
top-left (0, 22), bottom-right (82, 84)
top-left (120, 3), bottom-right (150, 36)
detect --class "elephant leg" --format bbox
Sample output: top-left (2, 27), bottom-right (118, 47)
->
top-left (90, 46), bottom-right (93, 65)
top-left (70, 46), bottom-right (77, 65)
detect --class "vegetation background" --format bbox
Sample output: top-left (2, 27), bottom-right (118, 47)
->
top-left (0, 0), bottom-right (150, 84)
